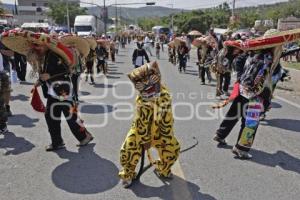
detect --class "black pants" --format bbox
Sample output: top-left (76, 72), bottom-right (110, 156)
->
top-left (85, 61), bottom-right (94, 82)
top-left (216, 72), bottom-right (231, 95)
top-left (15, 54), bottom-right (27, 81)
top-left (96, 59), bottom-right (106, 74)
top-left (199, 66), bottom-right (212, 83)
top-left (216, 95), bottom-right (250, 148)
top-left (45, 97), bottom-right (86, 146)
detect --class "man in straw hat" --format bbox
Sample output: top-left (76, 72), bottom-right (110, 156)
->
top-left (119, 61), bottom-right (180, 188)
top-left (1, 30), bottom-right (94, 151)
top-left (212, 28), bottom-right (300, 159)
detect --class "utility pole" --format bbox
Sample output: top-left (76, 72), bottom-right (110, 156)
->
top-left (171, 0), bottom-right (174, 33)
top-left (103, 0), bottom-right (107, 35)
top-left (66, 0), bottom-right (70, 33)
top-left (115, 0), bottom-right (117, 33)
top-left (232, 0), bottom-right (236, 17)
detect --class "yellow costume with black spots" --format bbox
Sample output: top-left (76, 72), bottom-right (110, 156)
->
top-left (119, 62), bottom-right (180, 181)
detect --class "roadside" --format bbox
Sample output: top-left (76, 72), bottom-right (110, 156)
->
top-left (275, 64), bottom-right (300, 106)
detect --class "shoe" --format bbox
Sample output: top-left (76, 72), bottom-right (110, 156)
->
top-left (154, 169), bottom-right (173, 179)
top-left (201, 82), bottom-right (205, 85)
top-left (213, 134), bottom-right (227, 145)
top-left (259, 113), bottom-right (266, 121)
top-left (224, 92), bottom-right (231, 97)
top-left (45, 143), bottom-right (65, 152)
top-left (6, 105), bottom-right (12, 117)
top-left (232, 146), bottom-right (252, 159)
top-left (77, 133), bottom-right (94, 146)
top-left (215, 95), bottom-right (223, 100)
top-left (0, 126), bottom-right (8, 134)
top-left (122, 179), bottom-right (132, 188)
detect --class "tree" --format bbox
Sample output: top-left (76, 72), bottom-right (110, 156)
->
top-left (48, 0), bottom-right (87, 26)
top-left (0, 0), bottom-right (5, 15)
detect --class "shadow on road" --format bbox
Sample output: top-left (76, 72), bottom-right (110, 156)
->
top-left (11, 94), bottom-right (30, 102)
top-left (263, 118), bottom-right (300, 132)
top-left (108, 71), bottom-right (124, 76)
top-left (270, 102), bottom-right (282, 109)
top-left (93, 83), bottom-right (114, 88)
top-left (250, 149), bottom-right (300, 175)
top-left (130, 175), bottom-right (216, 200)
top-left (8, 114), bottom-right (39, 128)
top-left (0, 131), bottom-right (35, 155)
top-left (218, 145), bottom-right (300, 174)
top-left (106, 75), bottom-right (121, 79)
top-left (51, 144), bottom-right (119, 194)
top-left (79, 104), bottom-right (115, 114)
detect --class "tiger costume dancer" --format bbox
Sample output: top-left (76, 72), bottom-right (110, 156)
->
top-left (119, 61), bottom-right (180, 188)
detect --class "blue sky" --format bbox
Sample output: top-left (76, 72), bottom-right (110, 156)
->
top-left (2, 0), bottom-right (289, 9)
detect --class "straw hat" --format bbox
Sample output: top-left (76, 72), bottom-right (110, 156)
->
top-left (59, 34), bottom-right (90, 58)
top-left (26, 32), bottom-right (75, 66)
top-left (1, 30), bottom-right (75, 66)
top-left (192, 37), bottom-right (208, 47)
top-left (188, 30), bottom-right (202, 36)
top-left (168, 41), bottom-right (175, 48)
top-left (1, 30), bottom-right (32, 55)
top-left (96, 39), bottom-right (110, 48)
top-left (174, 37), bottom-right (187, 47)
top-left (224, 28), bottom-right (300, 51)
top-left (84, 37), bottom-right (97, 50)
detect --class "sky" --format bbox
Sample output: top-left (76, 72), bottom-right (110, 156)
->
top-left (1, 0), bottom-right (290, 9)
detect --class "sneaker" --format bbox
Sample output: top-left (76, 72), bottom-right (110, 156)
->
top-left (232, 146), bottom-right (252, 159)
top-left (77, 133), bottom-right (94, 146)
top-left (122, 179), bottom-right (132, 188)
top-left (213, 134), bottom-right (227, 145)
top-left (201, 82), bottom-right (205, 85)
top-left (259, 113), bottom-right (266, 121)
top-left (0, 126), bottom-right (8, 134)
top-left (45, 143), bottom-right (65, 152)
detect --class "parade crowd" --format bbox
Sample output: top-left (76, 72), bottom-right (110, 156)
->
top-left (0, 25), bottom-right (296, 188)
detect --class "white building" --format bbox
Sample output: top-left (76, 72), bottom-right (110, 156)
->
top-left (15, 0), bottom-right (79, 25)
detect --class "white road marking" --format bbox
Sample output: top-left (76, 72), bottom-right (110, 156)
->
top-left (275, 95), bottom-right (300, 109)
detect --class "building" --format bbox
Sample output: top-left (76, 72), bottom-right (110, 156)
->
top-left (278, 16), bottom-right (300, 31)
top-left (15, 0), bottom-right (79, 25)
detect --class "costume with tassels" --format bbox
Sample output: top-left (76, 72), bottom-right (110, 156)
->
top-left (1, 30), bottom-right (94, 151)
top-left (213, 29), bottom-right (300, 159)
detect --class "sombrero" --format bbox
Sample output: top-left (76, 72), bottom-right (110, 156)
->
top-left (224, 28), bottom-right (300, 51)
top-left (1, 30), bottom-right (32, 55)
top-left (26, 32), bottom-right (75, 66)
top-left (188, 30), bottom-right (202, 36)
top-left (192, 37), bottom-right (208, 47)
top-left (59, 35), bottom-right (90, 58)
top-left (96, 39), bottom-right (110, 48)
top-left (174, 37), bottom-right (187, 47)
top-left (167, 41), bottom-right (175, 48)
top-left (84, 37), bottom-right (97, 50)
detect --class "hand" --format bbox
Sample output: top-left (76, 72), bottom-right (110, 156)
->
top-left (39, 73), bottom-right (50, 81)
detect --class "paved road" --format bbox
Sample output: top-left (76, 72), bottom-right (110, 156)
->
top-left (1, 44), bottom-right (299, 200)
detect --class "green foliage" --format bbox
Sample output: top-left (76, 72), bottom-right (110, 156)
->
top-left (137, 0), bottom-right (300, 33)
top-left (48, 0), bottom-right (87, 26)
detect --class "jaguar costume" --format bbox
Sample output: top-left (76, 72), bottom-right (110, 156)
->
top-left (119, 61), bottom-right (180, 187)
